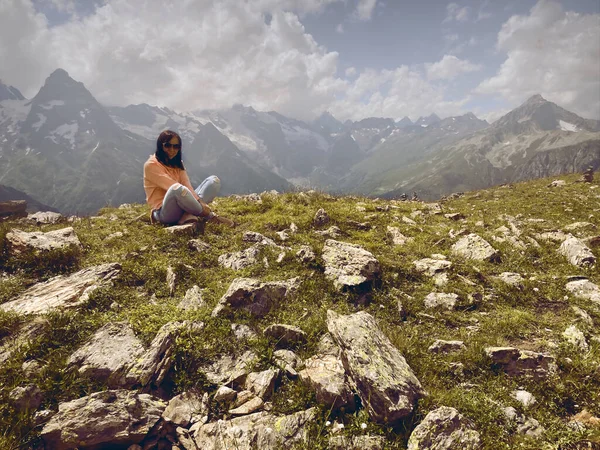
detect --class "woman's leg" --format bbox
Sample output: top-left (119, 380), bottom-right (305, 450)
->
top-left (156, 183), bottom-right (204, 224)
top-left (195, 175), bottom-right (221, 203)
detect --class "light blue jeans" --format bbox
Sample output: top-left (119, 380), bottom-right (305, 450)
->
top-left (153, 175), bottom-right (221, 225)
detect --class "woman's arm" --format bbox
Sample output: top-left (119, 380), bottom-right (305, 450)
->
top-left (144, 162), bottom-right (180, 191)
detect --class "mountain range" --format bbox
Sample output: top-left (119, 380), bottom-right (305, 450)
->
top-left (1, 69), bottom-right (598, 213)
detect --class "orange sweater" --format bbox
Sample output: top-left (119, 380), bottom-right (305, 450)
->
top-left (143, 155), bottom-right (199, 210)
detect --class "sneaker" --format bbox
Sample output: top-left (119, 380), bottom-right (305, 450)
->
top-left (177, 212), bottom-right (199, 225)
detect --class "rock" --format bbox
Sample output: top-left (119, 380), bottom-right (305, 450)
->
top-left (402, 216), bottom-right (417, 225)
top-left (314, 208), bottom-right (330, 227)
top-left (563, 325), bottom-right (588, 351)
top-left (495, 272), bottom-right (524, 287)
top-left (314, 225), bottom-right (343, 238)
top-left (193, 408), bottom-right (316, 450)
top-left (178, 285), bottom-right (205, 310)
top-left (164, 223), bottom-right (200, 236)
top-left (511, 390), bottom-right (536, 408)
top-left (535, 231), bottom-right (569, 243)
top-left (289, 222), bottom-right (299, 233)
top-left (428, 340), bottom-right (466, 354)
top-left (413, 258), bottom-right (452, 277)
top-left (214, 386), bottom-right (237, 404)
top-left (165, 266), bottom-right (176, 296)
top-left (296, 245), bottom-right (316, 263)
top-left (444, 213), bottom-right (465, 221)
top-left (6, 227), bottom-right (81, 256)
top-left (451, 234), bottom-right (499, 262)
top-left (34, 409), bottom-right (55, 426)
top-left (188, 239), bottom-right (210, 252)
top-left (387, 226), bottom-right (411, 245)
top-left (200, 351), bottom-right (257, 386)
top-left (0, 263), bottom-right (121, 315)
top-left (228, 396), bottom-right (264, 416)
top-left (570, 410), bottom-right (600, 429)
top-left (218, 246), bottom-right (261, 270)
top-left (41, 390), bottom-right (166, 450)
top-left (245, 369), bottom-right (279, 399)
top-left (407, 406), bottom-right (481, 450)
top-left (572, 306), bottom-right (594, 327)
top-left (327, 310), bottom-right (424, 424)
top-left (66, 322), bottom-right (145, 387)
top-left (124, 321), bottom-right (184, 389)
top-left (275, 230), bottom-right (289, 241)
top-left (328, 435), bottom-right (386, 450)
top-left (9, 384), bottom-right (43, 411)
top-left (424, 292), bottom-right (459, 310)
top-left (347, 220), bottom-right (371, 230)
top-left (558, 237), bottom-right (596, 267)
top-left (27, 211), bottom-right (63, 224)
top-left (263, 324), bottom-right (307, 347)
top-left (232, 390), bottom-right (255, 408)
top-left (105, 231), bottom-right (124, 240)
top-left (273, 349), bottom-right (301, 370)
top-left (322, 239), bottom-right (381, 290)
top-left (549, 180), bottom-right (566, 187)
top-left (564, 222), bottom-right (597, 232)
top-left (242, 231), bottom-right (279, 247)
top-left (231, 323), bottom-right (258, 340)
top-left (503, 407), bottom-right (545, 437)
top-left (211, 277), bottom-right (299, 318)
top-left (566, 279), bottom-right (600, 306)
top-left (298, 353), bottom-right (355, 410)
top-left (22, 359), bottom-right (42, 377)
top-left (163, 391), bottom-right (207, 427)
top-left (176, 427), bottom-right (199, 450)
top-left (484, 347), bottom-right (557, 378)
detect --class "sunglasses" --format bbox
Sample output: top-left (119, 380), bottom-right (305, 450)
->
top-left (163, 142), bottom-right (181, 150)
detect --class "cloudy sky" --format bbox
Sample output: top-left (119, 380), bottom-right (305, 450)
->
top-left (1, 0), bottom-right (598, 123)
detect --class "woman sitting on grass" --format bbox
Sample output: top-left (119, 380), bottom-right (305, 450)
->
top-left (143, 130), bottom-right (234, 227)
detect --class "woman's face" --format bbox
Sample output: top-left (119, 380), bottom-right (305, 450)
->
top-left (163, 136), bottom-right (181, 160)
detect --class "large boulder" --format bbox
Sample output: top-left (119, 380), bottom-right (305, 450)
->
top-left (484, 347), bottom-right (557, 378)
top-left (211, 278), bottom-right (299, 318)
top-left (322, 239), bottom-right (381, 290)
top-left (407, 406), bottom-right (481, 450)
top-left (26, 211), bottom-right (63, 225)
top-left (193, 408), bottom-right (316, 450)
top-left (558, 236), bottom-right (596, 267)
top-left (299, 353), bottom-right (355, 411)
top-left (66, 322), bottom-right (145, 387)
top-left (6, 227), bottom-right (81, 256)
top-left (566, 279), bottom-right (600, 306)
top-left (0, 263), bottom-right (121, 315)
top-left (40, 390), bottom-right (166, 450)
top-left (326, 310), bottom-right (424, 424)
top-left (451, 234), bottom-right (499, 262)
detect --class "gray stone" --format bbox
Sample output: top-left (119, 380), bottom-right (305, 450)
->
top-left (178, 285), bottom-right (205, 310)
top-left (27, 211), bottom-right (63, 224)
top-left (511, 390), bottom-right (536, 408)
top-left (242, 231), bottom-right (279, 248)
top-left (188, 239), bottom-right (210, 252)
top-left (193, 408), bottom-right (316, 450)
top-left (328, 435), bottom-right (386, 450)
top-left (67, 322), bottom-right (145, 387)
top-left (407, 406), bottom-right (481, 450)
top-left (424, 292), bottom-right (459, 310)
top-left (166, 266), bottom-right (176, 296)
top-left (200, 351), bottom-right (257, 386)
top-left (314, 225), bottom-right (343, 238)
top-left (124, 321), bottom-right (184, 389)
top-left (163, 391), bottom-right (207, 427)
top-left (228, 396), bottom-right (264, 416)
top-left (296, 245), bottom-right (316, 263)
top-left (535, 231), bottom-right (569, 243)
top-left (322, 239), bottom-right (381, 290)
top-left (428, 340), bottom-right (466, 354)
top-left (231, 323), bottom-right (258, 340)
top-left (484, 347), bottom-right (557, 378)
top-left (211, 277), bottom-right (299, 318)
top-left (6, 227), bottom-right (81, 255)
top-left (9, 384), bottom-right (43, 411)
top-left (177, 427), bottom-right (199, 450)
top-left (245, 369), bottom-right (279, 399)
top-left (444, 213), bottom-right (465, 221)
top-left (164, 223), bottom-right (201, 236)
top-left (299, 353), bottom-right (355, 410)
top-left (572, 306), bottom-right (594, 327)
top-left (314, 208), bottom-right (330, 227)
top-left (564, 222), bottom-right (597, 232)
top-left (566, 279), bottom-right (600, 306)
top-left (563, 325), bottom-right (588, 351)
top-left (451, 234), bottom-right (499, 262)
top-left (263, 324), bottom-right (307, 347)
top-left (214, 386), bottom-right (237, 404)
top-left (21, 359), bottom-right (42, 377)
top-left (327, 310), bottom-right (424, 424)
top-left (218, 246), bottom-right (261, 270)
top-left (558, 237), bottom-right (596, 267)
top-left (232, 390), bottom-right (255, 408)
top-left (495, 272), bottom-right (524, 286)
top-left (41, 390), bottom-right (166, 450)
top-left (0, 263), bottom-right (121, 315)
top-left (503, 407), bottom-right (545, 437)
top-left (413, 258), bottom-right (452, 277)
top-left (273, 349), bottom-right (301, 370)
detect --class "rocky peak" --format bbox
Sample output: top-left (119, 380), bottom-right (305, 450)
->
top-left (396, 116), bottom-right (413, 128)
top-left (0, 80), bottom-right (25, 101)
top-left (415, 113), bottom-right (441, 127)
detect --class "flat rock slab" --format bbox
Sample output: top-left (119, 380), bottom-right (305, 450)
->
top-left (414, 258), bottom-right (452, 277)
top-left (566, 279), bottom-right (600, 306)
top-left (245, 369), bottom-right (279, 399)
top-left (484, 347), bottom-right (557, 378)
top-left (424, 292), bottom-right (459, 310)
top-left (322, 239), bottom-right (381, 290)
top-left (178, 285), bottom-right (205, 311)
top-left (558, 237), bottom-right (596, 267)
top-left (218, 246), bottom-right (261, 270)
top-left (451, 234), bottom-right (499, 262)
top-left (67, 322), bottom-right (145, 387)
top-left (193, 408), bottom-right (316, 450)
top-left (495, 272), bottom-right (524, 286)
top-left (407, 406), bottom-right (481, 450)
top-left (40, 390), bottom-right (166, 450)
top-left (211, 277), bottom-right (299, 318)
top-left (163, 391), bottom-right (207, 427)
top-left (26, 211), bottom-right (63, 224)
top-left (6, 227), bottom-right (81, 255)
top-left (0, 263), bottom-right (121, 315)
top-left (299, 353), bottom-right (355, 410)
top-left (263, 324), bottom-right (307, 347)
top-left (327, 310), bottom-right (424, 424)
top-left (329, 435), bottom-right (386, 450)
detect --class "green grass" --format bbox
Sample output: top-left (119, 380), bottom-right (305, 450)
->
top-left (0, 174), bottom-right (599, 449)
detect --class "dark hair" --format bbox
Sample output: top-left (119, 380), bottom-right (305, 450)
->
top-left (155, 130), bottom-right (184, 169)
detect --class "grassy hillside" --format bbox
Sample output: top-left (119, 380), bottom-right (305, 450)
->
top-left (0, 174), bottom-right (598, 449)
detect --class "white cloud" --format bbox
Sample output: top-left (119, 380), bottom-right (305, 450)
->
top-left (426, 55), bottom-right (482, 80)
top-left (336, 23), bottom-right (344, 33)
top-left (345, 67), bottom-right (357, 77)
top-left (443, 3), bottom-right (469, 23)
top-left (475, 0), bottom-right (600, 119)
top-left (355, 0), bottom-right (378, 21)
